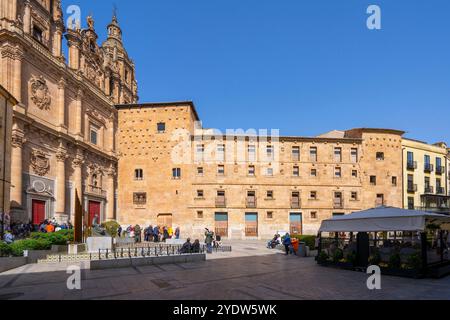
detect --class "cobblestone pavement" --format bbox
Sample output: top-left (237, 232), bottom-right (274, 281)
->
top-left (0, 240), bottom-right (449, 300)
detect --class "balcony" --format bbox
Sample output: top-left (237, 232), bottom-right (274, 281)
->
top-left (291, 199), bottom-right (301, 209)
top-left (84, 185), bottom-right (107, 198)
top-left (407, 183), bottom-right (418, 193)
top-left (424, 163), bottom-right (434, 173)
top-left (407, 161), bottom-right (417, 170)
top-left (436, 166), bottom-right (444, 175)
top-left (333, 200), bottom-right (344, 209)
top-left (215, 197), bottom-right (226, 208)
top-left (437, 187), bottom-right (445, 195)
top-left (424, 186), bottom-right (434, 194)
top-left (246, 198), bottom-right (257, 208)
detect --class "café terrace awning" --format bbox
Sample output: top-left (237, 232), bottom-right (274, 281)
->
top-left (319, 206), bottom-right (450, 233)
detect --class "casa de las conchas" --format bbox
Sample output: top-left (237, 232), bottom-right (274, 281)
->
top-left (2, 0), bottom-right (450, 240)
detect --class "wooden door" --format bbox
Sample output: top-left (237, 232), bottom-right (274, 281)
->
top-left (245, 213), bottom-right (258, 237)
top-left (290, 213), bottom-right (302, 235)
top-left (214, 212), bottom-right (228, 237)
top-left (32, 200), bottom-right (46, 225)
top-left (157, 214), bottom-right (173, 228)
top-left (88, 201), bottom-right (101, 227)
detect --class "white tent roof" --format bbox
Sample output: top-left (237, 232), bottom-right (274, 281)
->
top-left (319, 206), bottom-right (450, 233)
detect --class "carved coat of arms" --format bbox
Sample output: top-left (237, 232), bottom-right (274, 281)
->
top-left (30, 76), bottom-right (51, 110)
top-left (31, 150), bottom-right (50, 176)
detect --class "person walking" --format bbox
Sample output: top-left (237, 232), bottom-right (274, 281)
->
top-left (118, 225), bottom-right (122, 238)
top-left (204, 228), bottom-right (214, 254)
top-left (175, 227), bottom-right (180, 240)
top-left (282, 233), bottom-right (292, 256)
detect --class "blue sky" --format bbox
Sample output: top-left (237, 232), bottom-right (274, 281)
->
top-left (61, 0), bottom-right (450, 143)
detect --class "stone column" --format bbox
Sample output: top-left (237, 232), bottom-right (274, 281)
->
top-left (55, 143), bottom-right (67, 219)
top-left (13, 46), bottom-right (24, 102)
top-left (106, 166), bottom-right (116, 221)
top-left (10, 129), bottom-right (24, 210)
top-left (71, 151), bottom-right (84, 222)
top-left (23, 0), bottom-right (31, 34)
top-left (57, 78), bottom-right (66, 127)
top-left (75, 89), bottom-right (83, 137)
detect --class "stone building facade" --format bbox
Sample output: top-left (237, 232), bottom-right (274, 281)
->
top-left (0, 0), bottom-right (137, 225)
top-left (117, 103), bottom-right (405, 240)
top-left (0, 85), bottom-right (16, 234)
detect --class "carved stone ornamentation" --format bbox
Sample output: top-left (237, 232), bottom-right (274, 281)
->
top-left (11, 133), bottom-right (25, 148)
top-left (31, 150), bottom-right (50, 176)
top-left (56, 149), bottom-right (68, 162)
top-left (30, 76), bottom-right (51, 110)
top-left (72, 157), bottom-right (84, 168)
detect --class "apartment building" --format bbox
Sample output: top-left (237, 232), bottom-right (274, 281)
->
top-left (402, 139), bottom-right (449, 213)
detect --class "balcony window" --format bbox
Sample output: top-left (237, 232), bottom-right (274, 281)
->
top-left (352, 170), bottom-right (358, 178)
top-left (292, 147), bottom-right (300, 161)
top-left (246, 191), bottom-right (257, 208)
top-left (311, 169), bottom-right (317, 177)
top-left (407, 152), bottom-right (416, 170)
top-left (351, 148), bottom-right (358, 163)
top-left (196, 190), bottom-right (204, 198)
top-left (351, 192), bottom-right (358, 201)
top-left (293, 166), bottom-right (300, 177)
top-left (197, 167), bottom-right (204, 176)
top-left (266, 190), bottom-right (274, 199)
top-left (310, 191), bottom-right (317, 200)
top-left (334, 167), bottom-right (342, 178)
top-left (407, 197), bottom-right (414, 210)
top-left (291, 192), bottom-right (300, 208)
top-left (310, 147), bottom-right (317, 162)
top-left (407, 175), bottom-right (417, 193)
top-left (436, 158), bottom-right (443, 175)
top-left (334, 147), bottom-right (342, 162)
top-left (334, 192), bottom-right (343, 208)
top-left (248, 165), bottom-right (256, 176)
top-left (217, 165), bottom-right (225, 176)
top-left (216, 191), bottom-right (226, 207)
top-left (424, 155), bottom-right (433, 173)
top-left (248, 145), bottom-right (256, 162)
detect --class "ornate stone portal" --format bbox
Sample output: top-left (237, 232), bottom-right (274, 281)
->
top-left (30, 150), bottom-right (50, 177)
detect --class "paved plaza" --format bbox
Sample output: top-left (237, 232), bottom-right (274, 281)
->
top-left (0, 240), bottom-right (449, 300)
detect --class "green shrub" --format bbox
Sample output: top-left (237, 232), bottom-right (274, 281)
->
top-left (369, 252), bottom-right (381, 265)
top-left (0, 242), bottom-right (12, 257)
top-left (291, 235), bottom-right (316, 248)
top-left (9, 239), bottom-right (52, 257)
top-left (406, 253), bottom-right (422, 270)
top-left (388, 253), bottom-right (401, 269)
top-left (318, 251), bottom-right (329, 263)
top-left (30, 230), bottom-right (73, 245)
top-left (101, 221), bottom-right (120, 238)
top-left (333, 248), bottom-right (344, 263)
top-left (345, 251), bottom-right (357, 265)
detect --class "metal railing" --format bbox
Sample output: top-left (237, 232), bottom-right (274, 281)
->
top-left (424, 163), bottom-right (434, 173)
top-left (215, 198), bottom-right (226, 208)
top-left (407, 183), bottom-right (418, 193)
top-left (407, 161), bottom-right (417, 170)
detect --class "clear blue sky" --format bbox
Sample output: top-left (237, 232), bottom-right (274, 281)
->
top-left (62, 0), bottom-right (450, 143)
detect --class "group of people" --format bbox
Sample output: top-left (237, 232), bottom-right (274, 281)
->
top-left (117, 225), bottom-right (181, 243)
top-left (38, 218), bottom-right (72, 234)
top-left (267, 233), bottom-right (298, 256)
top-left (179, 238), bottom-right (201, 254)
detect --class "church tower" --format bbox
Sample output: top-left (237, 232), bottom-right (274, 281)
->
top-left (102, 12), bottom-right (138, 104)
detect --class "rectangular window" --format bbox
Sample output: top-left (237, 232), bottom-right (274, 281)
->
top-left (33, 26), bottom-right (43, 43)
top-left (248, 145), bottom-right (256, 162)
top-left (351, 192), bottom-right (358, 201)
top-left (407, 197), bottom-right (414, 210)
top-left (196, 190), bottom-right (204, 198)
top-left (310, 211), bottom-right (317, 220)
top-left (172, 168), bottom-right (181, 179)
top-left (133, 192), bottom-right (147, 205)
top-left (370, 176), bottom-right (377, 185)
top-left (217, 144), bottom-right (225, 161)
top-left (351, 148), bottom-right (358, 163)
top-left (248, 165), bottom-right (256, 176)
top-left (376, 194), bottom-right (384, 207)
top-left (335, 167), bottom-right (342, 178)
top-left (196, 144), bottom-right (205, 161)
top-left (292, 147), bottom-right (300, 161)
top-left (197, 167), bottom-right (204, 176)
top-left (310, 191), bottom-right (317, 200)
top-left (352, 170), bottom-right (358, 178)
top-left (334, 192), bottom-right (343, 208)
top-left (291, 192), bottom-right (300, 208)
top-left (310, 147), bottom-right (317, 162)
top-left (436, 157), bottom-right (443, 174)
top-left (266, 145), bottom-right (274, 160)
top-left (157, 122), bottom-right (166, 133)
top-left (266, 168), bottom-right (274, 176)
top-left (197, 211), bottom-right (204, 219)
top-left (392, 176), bottom-right (397, 186)
top-left (267, 212), bottom-right (273, 219)
top-left (334, 147), bottom-right (342, 162)
top-left (311, 169), bottom-right (317, 177)
top-left (90, 125), bottom-right (98, 145)
top-left (266, 190), bottom-right (274, 199)
top-left (293, 166), bottom-right (300, 177)
top-left (134, 169), bottom-right (143, 181)
top-left (376, 152), bottom-right (385, 161)
top-left (217, 165), bottom-right (225, 176)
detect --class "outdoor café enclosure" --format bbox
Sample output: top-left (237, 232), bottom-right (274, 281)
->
top-left (317, 207), bottom-right (450, 278)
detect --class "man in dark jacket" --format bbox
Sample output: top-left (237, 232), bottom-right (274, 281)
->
top-left (282, 233), bottom-right (292, 256)
top-left (153, 225), bottom-right (159, 243)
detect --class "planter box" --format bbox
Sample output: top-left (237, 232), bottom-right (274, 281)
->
top-left (51, 245), bottom-right (68, 253)
top-left (380, 266), bottom-right (423, 279)
top-left (0, 257), bottom-right (28, 273)
top-left (68, 244), bottom-right (86, 255)
top-left (24, 250), bottom-right (53, 264)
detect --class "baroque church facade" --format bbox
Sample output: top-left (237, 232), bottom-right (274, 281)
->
top-left (0, 0), bottom-right (137, 225)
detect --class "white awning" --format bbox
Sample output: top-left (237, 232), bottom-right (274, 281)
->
top-left (319, 207), bottom-right (450, 233)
